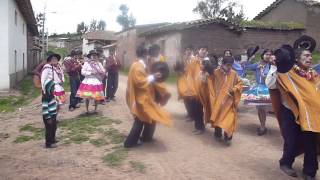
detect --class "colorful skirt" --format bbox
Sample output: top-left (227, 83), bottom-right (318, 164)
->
top-left (54, 84), bottom-right (65, 105)
top-left (242, 84), bottom-right (271, 106)
top-left (77, 77), bottom-right (104, 101)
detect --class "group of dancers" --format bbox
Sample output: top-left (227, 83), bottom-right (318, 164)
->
top-left (35, 34), bottom-right (320, 179)
top-left (124, 35), bottom-right (320, 179)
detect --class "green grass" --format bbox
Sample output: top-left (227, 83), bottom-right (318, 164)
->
top-left (63, 75), bottom-right (71, 92)
top-left (103, 148), bottom-right (128, 167)
top-left (48, 46), bottom-right (68, 60)
top-left (13, 124), bottom-right (44, 143)
top-left (59, 115), bottom-right (122, 145)
top-left (130, 161), bottom-right (146, 173)
top-left (120, 67), bottom-right (130, 76)
top-left (165, 73), bottom-right (177, 84)
top-left (313, 51), bottom-right (320, 64)
top-left (103, 128), bottom-right (126, 144)
top-left (0, 76), bottom-right (41, 113)
top-left (89, 138), bottom-right (109, 147)
top-left (240, 20), bottom-right (305, 30)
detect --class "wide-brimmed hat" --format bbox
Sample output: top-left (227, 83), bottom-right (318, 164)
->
top-left (293, 35), bottom-right (316, 52)
top-left (71, 49), bottom-right (83, 56)
top-left (47, 52), bottom-right (61, 62)
top-left (87, 49), bottom-right (99, 58)
top-left (274, 44), bottom-right (295, 73)
top-left (150, 61), bottom-right (170, 82)
top-left (247, 46), bottom-right (260, 59)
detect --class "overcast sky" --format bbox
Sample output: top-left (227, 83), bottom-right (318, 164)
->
top-left (30, 0), bottom-right (277, 34)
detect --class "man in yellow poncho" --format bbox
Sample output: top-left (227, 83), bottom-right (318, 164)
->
top-left (175, 46), bottom-right (195, 120)
top-left (124, 45), bottom-right (172, 148)
top-left (208, 56), bottom-right (242, 143)
top-left (187, 46), bottom-right (210, 134)
top-left (266, 45), bottom-right (320, 179)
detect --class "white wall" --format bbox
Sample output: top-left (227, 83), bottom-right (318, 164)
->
top-left (8, 0), bottom-right (27, 77)
top-left (82, 38), bottom-right (95, 55)
top-left (0, 0), bottom-right (10, 90)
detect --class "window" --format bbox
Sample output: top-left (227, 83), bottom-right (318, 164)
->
top-left (15, 10), bottom-right (17, 26)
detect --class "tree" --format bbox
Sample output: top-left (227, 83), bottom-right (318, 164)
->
top-left (89, 19), bottom-right (97, 32)
top-left (76, 21), bottom-right (88, 34)
top-left (193, 0), bottom-right (245, 23)
top-left (97, 20), bottom-right (106, 31)
top-left (116, 4), bottom-right (136, 30)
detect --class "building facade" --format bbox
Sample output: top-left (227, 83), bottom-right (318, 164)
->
top-left (254, 0), bottom-right (320, 51)
top-left (0, 0), bottom-right (40, 91)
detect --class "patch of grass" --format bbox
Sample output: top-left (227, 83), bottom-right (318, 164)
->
top-left (69, 134), bottom-right (89, 144)
top-left (0, 76), bottom-right (41, 113)
top-left (89, 138), bottom-right (109, 147)
top-left (13, 124), bottom-right (44, 143)
top-left (59, 115), bottom-right (122, 145)
top-left (313, 51), bottom-right (320, 64)
top-left (103, 128), bottom-right (126, 144)
top-left (120, 67), bottom-right (130, 76)
top-left (63, 75), bottom-right (70, 92)
top-left (103, 148), bottom-right (128, 167)
top-left (13, 135), bottom-right (34, 143)
top-left (240, 20), bottom-right (305, 30)
top-left (165, 73), bottom-right (177, 84)
top-left (130, 161), bottom-right (146, 173)
top-left (48, 46), bottom-right (68, 60)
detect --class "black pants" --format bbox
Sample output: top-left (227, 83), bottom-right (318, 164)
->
top-left (190, 99), bottom-right (205, 131)
top-left (279, 105), bottom-right (318, 177)
top-left (69, 76), bottom-right (80, 109)
top-left (43, 115), bottom-right (57, 146)
top-left (183, 98), bottom-right (193, 118)
top-left (107, 72), bottom-right (119, 99)
top-left (124, 118), bottom-right (156, 148)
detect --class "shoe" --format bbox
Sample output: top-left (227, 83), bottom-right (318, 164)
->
top-left (140, 137), bottom-right (154, 143)
top-left (53, 140), bottom-right (59, 144)
top-left (303, 174), bottom-right (315, 180)
top-left (69, 107), bottom-right (75, 112)
top-left (75, 104), bottom-right (80, 108)
top-left (214, 127), bottom-right (222, 138)
top-left (280, 165), bottom-right (298, 177)
top-left (105, 98), bottom-right (110, 102)
top-left (45, 144), bottom-right (58, 148)
top-left (193, 129), bottom-right (205, 135)
top-left (224, 132), bottom-right (233, 142)
top-left (257, 127), bottom-right (267, 136)
top-left (124, 141), bottom-right (142, 148)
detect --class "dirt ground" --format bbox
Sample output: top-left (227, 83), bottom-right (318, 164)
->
top-left (0, 75), bottom-right (314, 180)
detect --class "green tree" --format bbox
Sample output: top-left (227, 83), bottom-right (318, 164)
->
top-left (193, 0), bottom-right (245, 23)
top-left (97, 20), bottom-right (106, 30)
top-left (116, 4), bottom-right (136, 30)
top-left (76, 21), bottom-right (88, 34)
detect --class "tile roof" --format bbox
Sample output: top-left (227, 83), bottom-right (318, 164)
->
top-left (82, 30), bottom-right (116, 41)
top-left (16, 0), bottom-right (39, 36)
top-left (254, 0), bottom-right (320, 20)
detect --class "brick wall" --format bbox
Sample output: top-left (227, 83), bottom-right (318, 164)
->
top-left (257, 0), bottom-right (320, 51)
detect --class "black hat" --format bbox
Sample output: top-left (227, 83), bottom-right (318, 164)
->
top-left (47, 52), bottom-right (61, 62)
top-left (247, 46), bottom-right (260, 59)
top-left (87, 49), bottom-right (99, 58)
top-left (274, 45), bottom-right (295, 73)
top-left (150, 61), bottom-right (170, 82)
top-left (293, 35), bottom-right (316, 52)
top-left (71, 49), bottom-right (82, 56)
top-left (203, 57), bottom-right (218, 74)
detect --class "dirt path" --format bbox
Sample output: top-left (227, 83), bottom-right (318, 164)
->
top-left (0, 75), bottom-right (310, 180)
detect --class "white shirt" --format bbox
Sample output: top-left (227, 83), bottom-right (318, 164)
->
top-left (139, 59), bottom-right (155, 84)
top-left (265, 65), bottom-right (290, 109)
